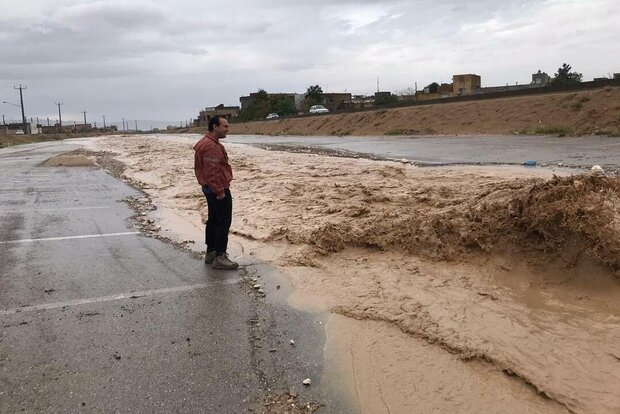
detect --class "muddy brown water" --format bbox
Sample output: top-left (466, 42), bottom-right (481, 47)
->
top-left (82, 135), bottom-right (620, 413)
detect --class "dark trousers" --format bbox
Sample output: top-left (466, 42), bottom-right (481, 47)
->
top-left (202, 188), bottom-right (232, 255)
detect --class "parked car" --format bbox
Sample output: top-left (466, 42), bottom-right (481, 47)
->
top-left (309, 105), bottom-right (329, 114)
top-left (265, 113), bottom-right (279, 119)
top-left (15, 130), bottom-right (24, 135)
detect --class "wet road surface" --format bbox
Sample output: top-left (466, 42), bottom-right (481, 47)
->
top-left (227, 134), bottom-right (620, 172)
top-left (0, 142), bottom-right (351, 413)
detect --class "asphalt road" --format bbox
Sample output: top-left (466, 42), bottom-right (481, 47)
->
top-left (228, 134), bottom-right (620, 172)
top-left (0, 142), bottom-right (352, 413)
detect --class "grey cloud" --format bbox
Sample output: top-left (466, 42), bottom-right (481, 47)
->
top-left (0, 0), bottom-right (618, 122)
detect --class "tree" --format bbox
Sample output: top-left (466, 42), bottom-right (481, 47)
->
top-left (374, 92), bottom-right (397, 106)
top-left (550, 63), bottom-right (583, 86)
top-left (395, 87), bottom-right (417, 97)
top-left (238, 89), bottom-right (299, 121)
top-left (269, 95), bottom-right (297, 116)
top-left (238, 89), bottom-right (271, 121)
top-left (425, 82), bottom-right (439, 93)
top-left (305, 85), bottom-right (323, 103)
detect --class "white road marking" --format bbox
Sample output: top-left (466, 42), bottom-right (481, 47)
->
top-left (0, 206), bottom-right (111, 213)
top-left (0, 280), bottom-right (242, 315)
top-left (0, 232), bottom-right (140, 244)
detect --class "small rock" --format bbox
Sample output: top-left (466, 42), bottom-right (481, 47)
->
top-left (591, 165), bottom-right (605, 175)
top-left (253, 284), bottom-right (261, 289)
top-left (257, 289), bottom-right (264, 294)
top-left (302, 378), bottom-right (311, 386)
top-left (289, 340), bottom-right (295, 346)
top-left (558, 162), bottom-right (564, 167)
top-left (276, 285), bottom-right (281, 289)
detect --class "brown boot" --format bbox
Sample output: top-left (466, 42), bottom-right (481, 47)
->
top-left (204, 250), bottom-right (216, 264)
top-left (212, 254), bottom-right (239, 270)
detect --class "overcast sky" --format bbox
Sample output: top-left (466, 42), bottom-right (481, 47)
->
top-left (1, 0), bottom-right (619, 125)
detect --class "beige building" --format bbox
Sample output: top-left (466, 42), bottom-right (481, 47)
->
top-left (453, 74), bottom-right (481, 95)
top-left (323, 93), bottom-right (352, 111)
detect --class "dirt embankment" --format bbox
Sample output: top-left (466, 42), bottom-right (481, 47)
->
top-left (229, 86), bottom-right (620, 137)
top-left (0, 132), bottom-right (121, 148)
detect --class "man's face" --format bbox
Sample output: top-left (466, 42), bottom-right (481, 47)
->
top-left (213, 119), bottom-right (229, 139)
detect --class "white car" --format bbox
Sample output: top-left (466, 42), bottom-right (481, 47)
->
top-left (265, 113), bottom-right (279, 119)
top-left (15, 130), bottom-right (24, 135)
top-left (309, 105), bottom-right (329, 114)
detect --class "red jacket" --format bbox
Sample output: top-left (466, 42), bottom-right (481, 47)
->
top-left (194, 133), bottom-right (233, 197)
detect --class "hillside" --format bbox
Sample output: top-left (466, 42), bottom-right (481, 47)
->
top-left (227, 86), bottom-right (620, 137)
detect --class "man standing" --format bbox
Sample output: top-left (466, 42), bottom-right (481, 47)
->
top-left (194, 115), bottom-right (239, 270)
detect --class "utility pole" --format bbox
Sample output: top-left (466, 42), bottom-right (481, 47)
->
top-left (134, 120), bottom-right (138, 131)
top-left (47, 117), bottom-right (50, 127)
top-left (377, 77), bottom-right (380, 93)
top-left (55, 102), bottom-right (64, 132)
top-left (102, 115), bottom-right (106, 129)
top-left (122, 118), bottom-right (125, 131)
top-left (82, 110), bottom-right (87, 125)
top-left (2, 114), bottom-right (5, 125)
top-left (14, 85), bottom-right (27, 134)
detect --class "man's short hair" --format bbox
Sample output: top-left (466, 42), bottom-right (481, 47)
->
top-left (208, 115), bottom-right (222, 132)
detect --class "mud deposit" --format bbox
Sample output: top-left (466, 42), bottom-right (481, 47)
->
top-left (85, 135), bottom-right (620, 414)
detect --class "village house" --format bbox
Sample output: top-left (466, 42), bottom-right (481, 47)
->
top-left (322, 93), bottom-right (352, 112)
top-left (239, 92), bottom-right (304, 110)
top-left (195, 104), bottom-right (240, 126)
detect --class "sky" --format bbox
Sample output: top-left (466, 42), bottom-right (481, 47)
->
top-left (1, 0), bottom-right (619, 127)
